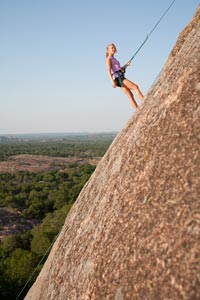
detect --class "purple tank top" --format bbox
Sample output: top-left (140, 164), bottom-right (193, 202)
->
top-left (108, 56), bottom-right (121, 79)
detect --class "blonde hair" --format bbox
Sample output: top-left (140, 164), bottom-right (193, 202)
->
top-left (105, 43), bottom-right (117, 58)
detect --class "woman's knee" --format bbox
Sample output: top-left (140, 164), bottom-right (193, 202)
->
top-left (132, 83), bottom-right (139, 90)
top-left (128, 82), bottom-right (139, 91)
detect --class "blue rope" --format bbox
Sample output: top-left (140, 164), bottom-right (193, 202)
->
top-left (130, 0), bottom-right (176, 61)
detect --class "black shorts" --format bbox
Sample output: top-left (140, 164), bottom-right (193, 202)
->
top-left (114, 72), bottom-right (125, 87)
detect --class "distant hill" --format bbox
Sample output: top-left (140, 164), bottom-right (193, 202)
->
top-left (0, 132), bottom-right (117, 143)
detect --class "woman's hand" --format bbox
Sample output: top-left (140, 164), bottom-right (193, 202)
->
top-left (112, 80), bottom-right (116, 88)
top-left (126, 60), bottom-right (131, 67)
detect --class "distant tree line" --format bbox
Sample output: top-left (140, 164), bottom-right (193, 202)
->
top-left (0, 138), bottom-right (115, 161)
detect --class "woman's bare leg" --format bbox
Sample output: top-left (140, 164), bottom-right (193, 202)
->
top-left (123, 79), bottom-right (144, 100)
top-left (120, 86), bottom-right (138, 109)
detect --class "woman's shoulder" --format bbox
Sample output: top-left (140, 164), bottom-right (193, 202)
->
top-left (107, 55), bottom-right (115, 62)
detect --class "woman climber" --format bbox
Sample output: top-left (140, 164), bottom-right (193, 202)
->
top-left (106, 43), bottom-right (144, 109)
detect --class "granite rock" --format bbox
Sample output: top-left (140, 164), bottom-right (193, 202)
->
top-left (25, 5), bottom-right (200, 300)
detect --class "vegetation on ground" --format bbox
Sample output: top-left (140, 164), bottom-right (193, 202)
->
top-left (0, 134), bottom-right (115, 299)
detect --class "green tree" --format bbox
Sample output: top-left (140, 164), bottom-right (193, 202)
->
top-left (31, 233), bottom-right (51, 257)
top-left (0, 248), bottom-right (37, 299)
top-left (1, 235), bottom-right (20, 254)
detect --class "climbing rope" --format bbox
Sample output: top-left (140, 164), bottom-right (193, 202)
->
top-left (129, 0), bottom-right (176, 61)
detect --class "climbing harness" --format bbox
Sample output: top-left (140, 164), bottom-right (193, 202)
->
top-left (114, 69), bottom-right (125, 87)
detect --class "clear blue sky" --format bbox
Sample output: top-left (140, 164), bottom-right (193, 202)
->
top-left (0, 0), bottom-right (199, 134)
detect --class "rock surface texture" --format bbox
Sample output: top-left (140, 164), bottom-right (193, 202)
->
top-left (25, 6), bottom-right (200, 300)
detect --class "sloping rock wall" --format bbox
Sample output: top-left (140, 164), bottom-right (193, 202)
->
top-left (25, 5), bottom-right (200, 300)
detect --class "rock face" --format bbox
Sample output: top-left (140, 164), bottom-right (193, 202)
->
top-left (25, 6), bottom-right (200, 300)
